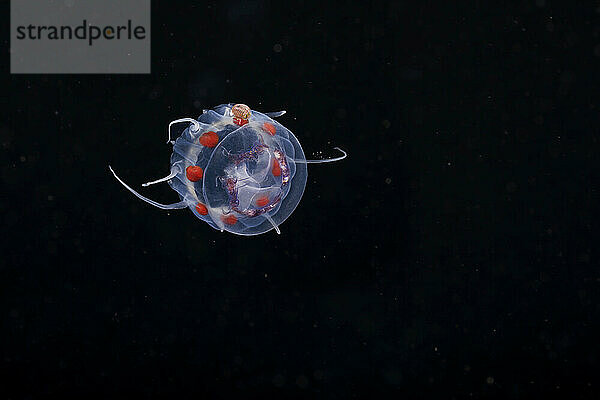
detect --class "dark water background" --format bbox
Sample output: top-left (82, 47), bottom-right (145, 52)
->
top-left (1, 1), bottom-right (597, 398)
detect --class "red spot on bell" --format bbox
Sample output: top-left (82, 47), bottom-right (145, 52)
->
top-left (195, 202), bottom-right (208, 215)
top-left (272, 160), bottom-right (281, 177)
top-left (232, 117), bottom-right (249, 126)
top-left (186, 166), bottom-right (204, 182)
top-left (199, 131), bottom-right (219, 147)
top-left (262, 122), bottom-right (276, 136)
top-left (255, 196), bottom-right (269, 207)
top-left (222, 214), bottom-right (237, 225)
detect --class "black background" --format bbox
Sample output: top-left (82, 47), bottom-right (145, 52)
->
top-left (1, 1), bottom-right (598, 398)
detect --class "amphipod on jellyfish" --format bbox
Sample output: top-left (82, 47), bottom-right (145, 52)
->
top-left (109, 103), bottom-right (347, 236)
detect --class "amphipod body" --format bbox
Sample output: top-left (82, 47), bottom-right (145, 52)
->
top-left (109, 104), bottom-right (347, 236)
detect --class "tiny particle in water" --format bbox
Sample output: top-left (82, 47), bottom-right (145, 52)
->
top-left (506, 181), bottom-right (517, 192)
top-left (296, 375), bottom-right (309, 389)
top-left (487, 377), bottom-right (494, 384)
top-left (273, 43), bottom-right (282, 52)
top-left (272, 374), bottom-right (285, 387)
top-left (385, 177), bottom-right (392, 184)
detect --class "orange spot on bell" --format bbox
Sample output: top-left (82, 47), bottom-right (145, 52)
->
top-left (231, 104), bottom-right (251, 119)
top-left (255, 195), bottom-right (269, 207)
top-left (186, 166), bottom-right (204, 182)
top-left (195, 202), bottom-right (208, 215)
top-left (199, 131), bottom-right (219, 147)
top-left (232, 104), bottom-right (251, 126)
top-left (262, 122), bottom-right (276, 136)
top-left (272, 159), bottom-right (281, 177)
top-left (222, 214), bottom-right (237, 225)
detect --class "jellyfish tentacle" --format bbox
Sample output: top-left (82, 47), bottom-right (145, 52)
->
top-left (109, 166), bottom-right (188, 210)
top-left (294, 147), bottom-right (347, 164)
top-left (167, 118), bottom-right (200, 143)
top-left (265, 110), bottom-right (286, 118)
top-left (141, 162), bottom-right (182, 187)
top-left (264, 213), bottom-right (281, 234)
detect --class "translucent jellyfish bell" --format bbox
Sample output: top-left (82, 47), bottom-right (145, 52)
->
top-left (109, 103), bottom-right (347, 236)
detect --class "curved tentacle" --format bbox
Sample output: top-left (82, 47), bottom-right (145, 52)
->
top-left (167, 118), bottom-right (200, 143)
top-left (264, 213), bottom-right (281, 234)
top-left (109, 166), bottom-right (188, 210)
top-left (294, 147), bottom-right (347, 164)
top-left (141, 162), bottom-right (182, 187)
top-left (265, 110), bottom-right (287, 118)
